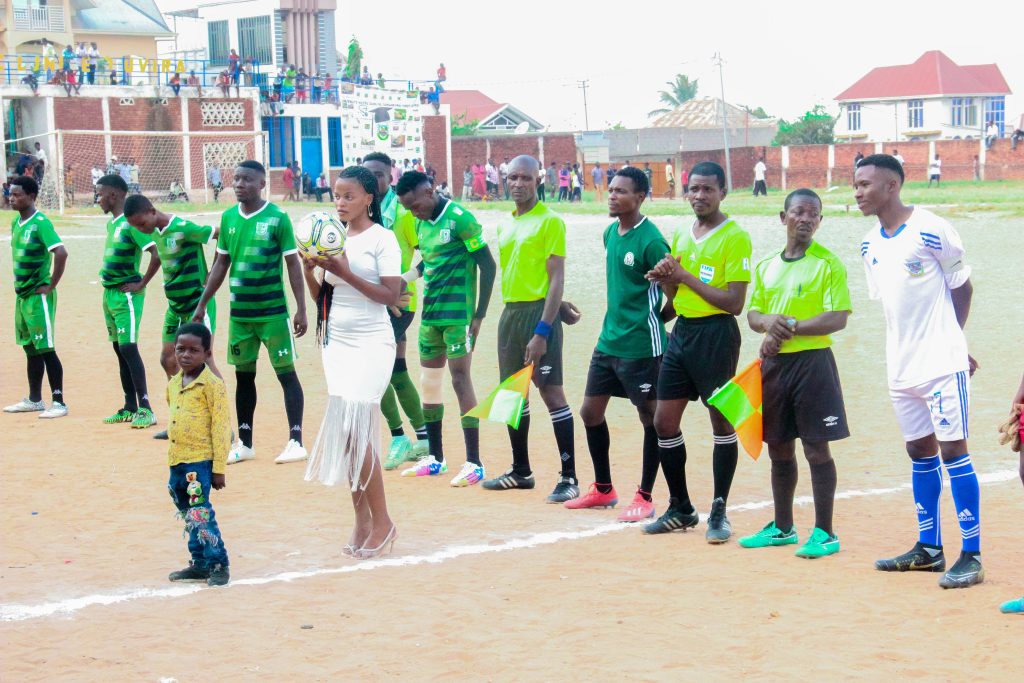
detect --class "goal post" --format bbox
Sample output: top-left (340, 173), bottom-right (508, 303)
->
top-left (24, 129), bottom-right (266, 213)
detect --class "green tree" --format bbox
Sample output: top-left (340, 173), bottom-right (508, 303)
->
top-left (451, 113), bottom-right (480, 137)
top-left (772, 105), bottom-right (836, 146)
top-left (648, 74), bottom-right (699, 117)
top-left (740, 105), bottom-right (771, 119)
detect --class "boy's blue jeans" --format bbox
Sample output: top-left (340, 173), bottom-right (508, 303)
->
top-left (168, 460), bottom-right (229, 568)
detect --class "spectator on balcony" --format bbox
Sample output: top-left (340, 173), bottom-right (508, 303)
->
top-left (186, 71), bottom-right (202, 98)
top-left (323, 73), bottom-right (334, 104)
top-left (42, 40), bottom-right (57, 82)
top-left (427, 86), bottom-right (440, 114)
top-left (58, 69), bottom-right (81, 97)
top-left (283, 65), bottom-right (296, 102)
top-left (109, 69), bottom-right (119, 86)
top-left (296, 68), bottom-right (309, 103)
top-left (311, 73), bottom-right (322, 103)
top-left (376, 72), bottom-right (385, 88)
top-left (228, 49), bottom-right (240, 84)
top-left (437, 63), bottom-right (446, 83)
top-left (75, 43), bottom-right (87, 83)
top-left (986, 120), bottom-right (999, 149)
top-left (169, 72), bottom-right (181, 97)
top-left (87, 43), bottom-right (100, 85)
top-left (21, 72), bottom-right (39, 96)
top-left (360, 66), bottom-right (373, 86)
top-left (218, 70), bottom-right (231, 97)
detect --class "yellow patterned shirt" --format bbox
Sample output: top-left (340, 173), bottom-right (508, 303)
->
top-left (166, 367), bottom-right (231, 474)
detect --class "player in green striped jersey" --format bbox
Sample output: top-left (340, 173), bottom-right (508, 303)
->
top-left (125, 194), bottom-right (223, 440)
top-left (96, 174), bottom-right (162, 429)
top-left (193, 160), bottom-right (309, 466)
top-left (4, 176), bottom-right (69, 419)
top-left (396, 170), bottom-right (496, 487)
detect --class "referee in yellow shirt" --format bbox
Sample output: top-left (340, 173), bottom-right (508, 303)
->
top-left (741, 188), bottom-right (851, 559)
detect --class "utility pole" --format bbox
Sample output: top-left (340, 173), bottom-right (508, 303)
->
top-left (713, 52), bottom-right (732, 191)
top-left (578, 79), bottom-right (590, 131)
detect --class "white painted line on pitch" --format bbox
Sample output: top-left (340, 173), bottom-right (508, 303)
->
top-left (1, 469), bottom-right (1017, 623)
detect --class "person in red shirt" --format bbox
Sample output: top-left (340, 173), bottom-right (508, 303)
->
top-left (437, 63), bottom-right (446, 82)
top-left (282, 163), bottom-right (296, 202)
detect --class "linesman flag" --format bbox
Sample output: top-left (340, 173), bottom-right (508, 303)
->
top-left (465, 365), bottom-right (534, 429)
top-left (707, 359), bottom-right (763, 460)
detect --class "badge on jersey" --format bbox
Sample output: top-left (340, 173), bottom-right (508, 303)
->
top-left (166, 236), bottom-right (178, 251)
top-left (440, 228), bottom-right (451, 244)
top-left (699, 264), bottom-right (715, 284)
top-left (624, 252), bottom-right (635, 266)
top-left (904, 259), bottom-right (924, 277)
top-left (256, 221), bottom-right (270, 237)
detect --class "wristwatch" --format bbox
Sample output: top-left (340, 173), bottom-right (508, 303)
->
top-left (786, 317), bottom-right (797, 331)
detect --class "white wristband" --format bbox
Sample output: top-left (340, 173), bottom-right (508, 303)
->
top-left (401, 268), bottom-right (421, 284)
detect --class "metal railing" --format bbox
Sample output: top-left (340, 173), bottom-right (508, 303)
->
top-left (12, 6), bottom-right (66, 32)
top-left (0, 54), bottom-right (266, 89)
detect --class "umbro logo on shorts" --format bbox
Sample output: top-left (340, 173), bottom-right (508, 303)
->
top-left (823, 415), bottom-right (839, 427)
top-left (540, 365), bottom-right (552, 375)
top-left (639, 383), bottom-right (652, 392)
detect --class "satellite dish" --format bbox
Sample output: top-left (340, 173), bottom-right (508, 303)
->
top-left (514, 121), bottom-right (530, 135)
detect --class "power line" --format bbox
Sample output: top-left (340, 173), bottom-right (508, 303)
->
top-left (713, 52), bottom-right (733, 192)
top-left (578, 79), bottom-right (590, 131)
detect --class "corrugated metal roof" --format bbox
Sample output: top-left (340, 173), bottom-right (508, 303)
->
top-left (836, 51), bottom-right (1010, 101)
top-left (72, 0), bottom-right (172, 35)
top-left (650, 97), bottom-right (778, 130)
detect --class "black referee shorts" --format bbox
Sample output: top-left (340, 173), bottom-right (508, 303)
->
top-left (585, 350), bottom-right (660, 406)
top-left (762, 348), bottom-right (849, 444)
top-left (497, 300), bottom-right (564, 386)
top-left (657, 314), bottom-right (740, 404)
top-left (390, 308), bottom-right (415, 343)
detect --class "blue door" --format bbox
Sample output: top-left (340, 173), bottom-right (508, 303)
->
top-left (300, 117), bottom-right (323, 182)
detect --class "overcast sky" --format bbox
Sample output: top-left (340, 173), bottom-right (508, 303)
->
top-left (160, 0), bottom-right (1020, 131)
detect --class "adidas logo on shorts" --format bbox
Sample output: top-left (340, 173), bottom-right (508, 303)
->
top-left (939, 418), bottom-right (951, 427)
top-left (916, 502), bottom-right (927, 514)
top-left (957, 508), bottom-right (975, 522)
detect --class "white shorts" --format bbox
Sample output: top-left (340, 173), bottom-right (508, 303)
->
top-left (888, 371), bottom-right (970, 442)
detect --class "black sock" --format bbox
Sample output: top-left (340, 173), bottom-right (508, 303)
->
top-left (549, 405), bottom-right (576, 479)
top-left (809, 459), bottom-right (837, 535)
top-left (423, 405), bottom-right (444, 462)
top-left (585, 420), bottom-right (612, 488)
top-left (414, 425), bottom-right (428, 441)
top-left (658, 432), bottom-right (694, 513)
top-left (41, 351), bottom-right (64, 404)
top-left (771, 458), bottom-right (799, 531)
top-left (463, 426), bottom-right (481, 465)
top-left (236, 371), bottom-right (257, 448)
top-left (391, 426), bottom-right (405, 437)
top-left (640, 425), bottom-right (659, 495)
top-left (113, 343), bottom-right (137, 412)
top-left (277, 371), bottom-right (304, 445)
top-left (117, 343), bottom-right (151, 410)
top-left (712, 433), bottom-right (739, 502)
top-left (26, 353), bottom-right (45, 403)
top-left (508, 404), bottom-right (531, 476)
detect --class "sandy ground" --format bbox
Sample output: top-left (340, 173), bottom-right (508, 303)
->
top-left (1, 209), bottom-right (1021, 681)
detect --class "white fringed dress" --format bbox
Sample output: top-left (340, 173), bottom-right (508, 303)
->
top-left (304, 223), bottom-right (401, 489)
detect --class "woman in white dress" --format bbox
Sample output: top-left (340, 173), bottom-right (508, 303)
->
top-left (303, 166), bottom-right (403, 559)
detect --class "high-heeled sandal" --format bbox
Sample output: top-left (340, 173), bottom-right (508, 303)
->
top-left (354, 525), bottom-right (397, 560)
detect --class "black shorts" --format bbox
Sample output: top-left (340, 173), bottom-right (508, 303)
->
top-left (657, 314), bottom-right (740, 404)
top-left (498, 300), bottom-right (563, 386)
top-left (585, 350), bottom-right (660, 406)
top-left (390, 308), bottom-right (415, 342)
top-left (930, 174), bottom-right (941, 180)
top-left (762, 348), bottom-right (849, 444)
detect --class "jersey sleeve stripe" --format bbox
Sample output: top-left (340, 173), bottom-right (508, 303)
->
top-left (47, 242), bottom-right (65, 252)
top-left (282, 248), bottom-right (298, 257)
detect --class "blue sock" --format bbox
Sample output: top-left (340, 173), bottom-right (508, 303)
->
top-left (911, 454), bottom-right (943, 546)
top-left (944, 454), bottom-right (980, 553)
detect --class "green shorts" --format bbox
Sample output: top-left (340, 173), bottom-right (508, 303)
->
top-left (103, 287), bottom-right (146, 345)
top-left (15, 291), bottom-right (57, 352)
top-left (228, 317), bottom-right (297, 371)
top-left (418, 323), bottom-right (471, 361)
top-left (163, 298), bottom-right (217, 343)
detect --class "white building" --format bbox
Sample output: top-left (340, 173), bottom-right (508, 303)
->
top-left (159, 0), bottom-right (337, 79)
top-left (834, 51), bottom-right (1010, 142)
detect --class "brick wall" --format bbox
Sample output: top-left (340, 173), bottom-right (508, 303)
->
top-left (107, 97), bottom-right (182, 132)
top-left (983, 140), bottom-right (1022, 180)
top-left (187, 99), bottom-right (255, 132)
top-left (422, 115), bottom-right (449, 186)
top-left (62, 133), bottom-right (105, 196)
top-left (54, 98), bottom-right (103, 131)
top-left (449, 138), bottom-right (487, 197)
top-left (446, 133), bottom-right (576, 196)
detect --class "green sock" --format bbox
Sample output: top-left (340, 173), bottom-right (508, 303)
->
top-left (381, 384), bottom-right (403, 433)
top-left (392, 369), bottom-right (426, 431)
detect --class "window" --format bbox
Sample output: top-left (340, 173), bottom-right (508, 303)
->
top-left (237, 16), bottom-right (272, 66)
top-left (263, 116), bottom-right (295, 167)
top-left (208, 20), bottom-right (229, 65)
top-left (846, 103), bottom-right (861, 131)
top-left (907, 99), bottom-right (923, 128)
top-left (327, 118), bottom-right (344, 166)
top-left (951, 97), bottom-right (976, 128)
top-left (300, 117), bottom-right (320, 138)
top-left (984, 96), bottom-right (1005, 136)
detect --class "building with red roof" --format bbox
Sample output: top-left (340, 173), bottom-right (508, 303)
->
top-left (833, 51), bottom-right (1010, 142)
top-left (440, 89), bottom-right (543, 133)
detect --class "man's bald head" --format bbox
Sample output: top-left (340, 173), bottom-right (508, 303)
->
top-left (507, 155), bottom-right (541, 208)
top-left (509, 155), bottom-right (540, 174)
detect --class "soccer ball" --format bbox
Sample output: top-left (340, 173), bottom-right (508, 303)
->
top-left (295, 211), bottom-right (347, 257)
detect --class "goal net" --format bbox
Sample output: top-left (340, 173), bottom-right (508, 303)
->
top-left (5, 130), bottom-right (267, 213)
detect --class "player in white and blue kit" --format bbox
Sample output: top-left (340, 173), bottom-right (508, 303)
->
top-left (855, 154), bottom-right (982, 589)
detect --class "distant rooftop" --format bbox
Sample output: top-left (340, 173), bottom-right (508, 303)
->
top-left (649, 97), bottom-right (777, 130)
top-left (73, 0), bottom-right (172, 35)
top-left (836, 50), bottom-right (1010, 101)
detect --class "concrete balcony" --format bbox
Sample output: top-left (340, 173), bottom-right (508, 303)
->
top-left (13, 6), bottom-right (67, 32)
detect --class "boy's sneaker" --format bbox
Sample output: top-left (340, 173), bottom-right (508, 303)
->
top-left (4, 398), bottom-right (45, 413)
top-left (482, 468), bottom-right (536, 491)
top-left (738, 521), bottom-right (799, 548)
top-left (564, 483), bottom-right (618, 509)
top-left (227, 440), bottom-right (256, 465)
top-left (131, 407), bottom-right (157, 429)
top-left (939, 552), bottom-right (984, 589)
top-left (384, 435), bottom-right (412, 470)
top-left (450, 461), bottom-right (485, 487)
top-left (642, 499), bottom-right (699, 535)
top-left (274, 439), bottom-right (307, 464)
top-left (401, 455), bottom-right (448, 477)
top-left (875, 542), bottom-right (946, 572)
top-left (169, 562), bottom-right (209, 582)
top-left (547, 475), bottom-right (580, 503)
top-left (153, 429), bottom-right (169, 440)
top-left (999, 597), bottom-right (1024, 614)
top-left (103, 408), bottom-right (135, 424)
top-left (617, 489), bottom-right (656, 522)
top-left (207, 563), bottom-right (230, 587)
top-left (705, 497), bottom-right (732, 544)
top-left (795, 528), bottom-right (841, 559)
top-left (38, 402), bottom-right (68, 419)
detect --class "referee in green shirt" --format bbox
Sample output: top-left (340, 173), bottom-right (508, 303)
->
top-left (741, 188), bottom-right (852, 559)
